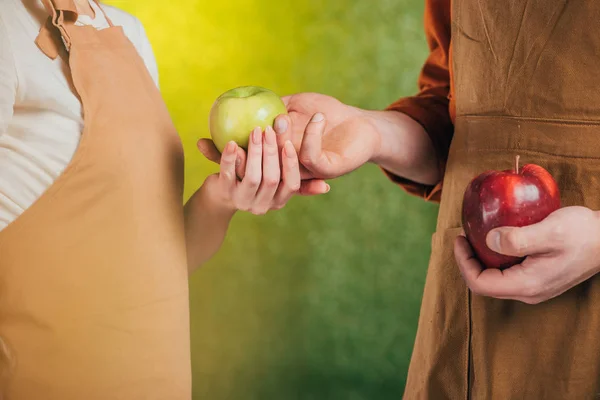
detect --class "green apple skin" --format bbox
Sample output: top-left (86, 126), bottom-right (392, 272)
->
top-left (209, 86), bottom-right (288, 153)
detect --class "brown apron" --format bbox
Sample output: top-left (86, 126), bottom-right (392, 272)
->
top-left (404, 0), bottom-right (600, 399)
top-left (0, 1), bottom-right (191, 398)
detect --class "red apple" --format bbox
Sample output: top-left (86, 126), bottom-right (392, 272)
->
top-left (461, 156), bottom-right (561, 269)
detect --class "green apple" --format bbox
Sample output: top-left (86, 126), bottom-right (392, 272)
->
top-left (209, 86), bottom-right (288, 153)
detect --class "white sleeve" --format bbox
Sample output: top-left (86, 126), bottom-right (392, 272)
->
top-left (0, 14), bottom-right (18, 137)
top-left (135, 18), bottom-right (160, 89)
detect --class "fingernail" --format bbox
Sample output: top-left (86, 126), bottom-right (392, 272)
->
top-left (311, 113), bottom-right (325, 123)
top-left (252, 127), bottom-right (262, 145)
top-left (275, 118), bottom-right (288, 134)
top-left (225, 141), bottom-right (237, 155)
top-left (235, 156), bottom-right (242, 167)
top-left (265, 126), bottom-right (276, 145)
top-left (284, 140), bottom-right (295, 158)
top-left (325, 184), bottom-right (331, 193)
top-left (489, 231), bottom-right (501, 252)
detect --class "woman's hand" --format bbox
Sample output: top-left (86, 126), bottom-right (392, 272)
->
top-left (203, 126), bottom-right (317, 215)
top-left (197, 128), bottom-right (329, 197)
top-left (454, 206), bottom-right (600, 304)
top-left (185, 126), bottom-right (320, 271)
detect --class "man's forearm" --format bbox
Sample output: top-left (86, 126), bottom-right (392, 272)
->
top-left (364, 109), bottom-right (440, 186)
top-left (184, 181), bottom-right (236, 274)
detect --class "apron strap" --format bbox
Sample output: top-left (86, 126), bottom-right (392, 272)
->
top-left (35, 0), bottom-right (114, 59)
top-left (92, 0), bottom-right (115, 27)
top-left (35, 0), bottom-right (78, 59)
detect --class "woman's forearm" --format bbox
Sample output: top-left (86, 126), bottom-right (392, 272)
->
top-left (364, 109), bottom-right (440, 186)
top-left (184, 177), bottom-right (236, 274)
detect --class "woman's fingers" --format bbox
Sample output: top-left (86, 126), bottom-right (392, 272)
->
top-left (251, 127), bottom-right (281, 214)
top-left (234, 127), bottom-right (263, 210)
top-left (235, 146), bottom-right (247, 179)
top-left (218, 141), bottom-right (238, 188)
top-left (219, 142), bottom-right (238, 205)
top-left (220, 124), bottom-right (330, 214)
top-left (272, 141), bottom-right (302, 208)
top-left (197, 138), bottom-right (221, 163)
top-left (197, 137), bottom-right (248, 180)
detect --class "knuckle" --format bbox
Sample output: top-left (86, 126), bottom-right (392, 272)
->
top-left (235, 203), bottom-right (248, 212)
top-left (264, 145), bottom-right (279, 157)
top-left (522, 278), bottom-right (542, 299)
top-left (288, 182), bottom-right (301, 192)
top-left (222, 171), bottom-right (235, 181)
top-left (222, 153), bottom-right (236, 164)
top-left (232, 197), bottom-right (249, 211)
top-left (250, 143), bottom-right (263, 154)
top-left (206, 174), bottom-right (219, 184)
top-left (263, 176), bottom-right (280, 188)
top-left (245, 175), bottom-right (261, 188)
top-left (467, 283), bottom-right (482, 296)
top-left (299, 154), bottom-right (314, 167)
top-left (549, 224), bottom-right (565, 243)
top-left (506, 230), bottom-right (526, 253)
top-left (285, 155), bottom-right (298, 167)
top-left (522, 296), bottom-right (543, 305)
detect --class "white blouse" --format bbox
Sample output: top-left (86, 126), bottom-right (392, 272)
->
top-left (0, 0), bottom-right (159, 231)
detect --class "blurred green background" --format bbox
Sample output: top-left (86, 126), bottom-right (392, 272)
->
top-left (108, 0), bottom-right (439, 398)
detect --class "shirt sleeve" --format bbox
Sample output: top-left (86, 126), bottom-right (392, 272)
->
top-left (382, 0), bottom-right (453, 203)
top-left (0, 13), bottom-right (18, 138)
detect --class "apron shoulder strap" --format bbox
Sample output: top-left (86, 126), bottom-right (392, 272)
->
top-left (91, 0), bottom-right (115, 27)
top-left (35, 0), bottom-right (77, 59)
top-left (35, 0), bottom-right (115, 60)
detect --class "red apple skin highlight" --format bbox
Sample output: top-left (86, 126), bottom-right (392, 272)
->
top-left (461, 157), bottom-right (561, 269)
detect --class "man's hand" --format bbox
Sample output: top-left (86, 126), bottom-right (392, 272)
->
top-left (455, 206), bottom-right (600, 304)
top-left (275, 93), bottom-right (441, 185)
top-left (272, 93), bottom-right (381, 179)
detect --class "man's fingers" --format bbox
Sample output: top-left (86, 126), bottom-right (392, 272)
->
top-left (274, 114), bottom-right (293, 149)
top-left (455, 235), bottom-right (541, 300)
top-left (486, 220), bottom-right (559, 257)
top-left (455, 235), bottom-right (488, 291)
top-left (298, 179), bottom-right (330, 196)
top-left (281, 95), bottom-right (292, 107)
top-left (299, 113), bottom-right (328, 174)
top-left (275, 113), bottom-right (315, 180)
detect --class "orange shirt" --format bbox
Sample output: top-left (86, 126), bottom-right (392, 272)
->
top-left (384, 0), bottom-right (453, 203)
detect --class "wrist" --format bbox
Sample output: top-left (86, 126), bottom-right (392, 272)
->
top-left (362, 109), bottom-right (440, 185)
top-left (359, 109), bottom-right (386, 164)
top-left (362, 109), bottom-right (410, 165)
top-left (191, 176), bottom-right (237, 219)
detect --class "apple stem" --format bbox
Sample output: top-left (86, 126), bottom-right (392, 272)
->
top-left (515, 155), bottom-right (520, 174)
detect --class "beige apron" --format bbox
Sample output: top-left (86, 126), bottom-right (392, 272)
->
top-left (0, 1), bottom-right (191, 398)
top-left (404, 0), bottom-right (600, 398)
